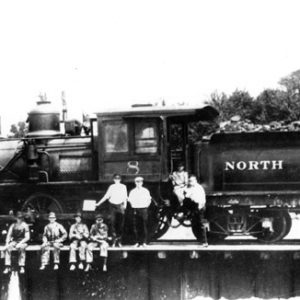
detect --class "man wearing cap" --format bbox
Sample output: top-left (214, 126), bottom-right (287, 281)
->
top-left (128, 176), bottom-right (152, 247)
top-left (3, 211), bottom-right (30, 274)
top-left (170, 162), bottom-right (188, 206)
top-left (40, 212), bottom-right (68, 270)
top-left (69, 212), bottom-right (89, 271)
top-left (95, 174), bottom-right (127, 247)
top-left (86, 214), bottom-right (109, 272)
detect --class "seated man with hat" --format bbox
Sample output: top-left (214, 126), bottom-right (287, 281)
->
top-left (86, 214), bottom-right (109, 272)
top-left (3, 211), bottom-right (30, 274)
top-left (40, 212), bottom-right (68, 270)
top-left (69, 212), bottom-right (89, 271)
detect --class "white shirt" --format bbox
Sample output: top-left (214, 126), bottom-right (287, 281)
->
top-left (171, 171), bottom-right (188, 188)
top-left (103, 183), bottom-right (128, 205)
top-left (128, 187), bottom-right (151, 208)
top-left (184, 183), bottom-right (206, 210)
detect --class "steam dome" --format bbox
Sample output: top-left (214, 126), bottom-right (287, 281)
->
top-left (26, 100), bottom-right (61, 137)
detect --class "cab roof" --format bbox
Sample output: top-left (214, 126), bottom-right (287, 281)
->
top-left (96, 105), bottom-right (219, 121)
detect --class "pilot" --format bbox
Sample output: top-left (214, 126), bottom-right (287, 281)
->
top-left (95, 174), bottom-right (127, 247)
top-left (128, 176), bottom-right (152, 247)
top-left (183, 175), bottom-right (208, 246)
top-left (170, 162), bottom-right (188, 206)
top-left (85, 214), bottom-right (109, 272)
top-left (69, 212), bottom-right (89, 271)
top-left (40, 212), bottom-right (68, 270)
top-left (3, 211), bottom-right (30, 274)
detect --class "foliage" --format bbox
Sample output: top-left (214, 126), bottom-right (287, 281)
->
top-left (206, 69), bottom-right (300, 125)
top-left (9, 121), bottom-right (27, 138)
top-left (206, 90), bottom-right (254, 122)
top-left (279, 69), bottom-right (300, 96)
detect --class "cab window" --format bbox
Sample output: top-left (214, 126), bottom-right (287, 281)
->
top-left (104, 121), bottom-right (128, 153)
top-left (134, 120), bottom-right (158, 153)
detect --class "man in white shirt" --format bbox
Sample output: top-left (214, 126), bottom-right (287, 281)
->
top-left (96, 174), bottom-right (127, 247)
top-left (183, 175), bottom-right (208, 246)
top-left (128, 176), bottom-right (152, 247)
top-left (184, 175), bottom-right (206, 210)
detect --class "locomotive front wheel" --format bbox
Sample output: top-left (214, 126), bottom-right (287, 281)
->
top-left (254, 211), bottom-right (288, 243)
top-left (22, 193), bottom-right (64, 215)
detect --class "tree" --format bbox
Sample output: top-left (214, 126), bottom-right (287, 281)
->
top-left (9, 121), bottom-right (27, 138)
top-left (206, 89), bottom-right (254, 122)
top-left (279, 69), bottom-right (300, 96)
top-left (250, 89), bottom-right (291, 123)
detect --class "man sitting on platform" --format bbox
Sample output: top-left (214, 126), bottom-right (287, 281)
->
top-left (40, 212), bottom-right (68, 270)
top-left (85, 214), bottom-right (109, 272)
top-left (3, 211), bottom-right (30, 274)
top-left (69, 212), bottom-right (89, 271)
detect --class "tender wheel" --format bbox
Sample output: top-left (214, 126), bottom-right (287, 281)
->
top-left (254, 210), bottom-right (288, 243)
top-left (22, 193), bottom-right (64, 215)
top-left (283, 211), bottom-right (292, 238)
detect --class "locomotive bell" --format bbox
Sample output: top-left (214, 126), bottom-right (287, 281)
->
top-left (26, 99), bottom-right (61, 137)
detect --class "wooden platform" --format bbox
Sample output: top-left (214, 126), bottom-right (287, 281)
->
top-left (2, 244), bottom-right (300, 252)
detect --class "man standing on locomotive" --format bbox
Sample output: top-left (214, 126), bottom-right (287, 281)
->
top-left (170, 162), bottom-right (188, 206)
top-left (3, 211), bottom-right (30, 274)
top-left (95, 174), bottom-right (127, 247)
top-left (40, 212), bottom-right (68, 270)
top-left (128, 176), bottom-right (152, 247)
top-left (85, 214), bottom-right (109, 272)
top-left (69, 212), bottom-right (89, 271)
top-left (184, 175), bottom-right (208, 246)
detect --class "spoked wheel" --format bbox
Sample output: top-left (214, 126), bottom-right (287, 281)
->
top-left (21, 193), bottom-right (64, 243)
top-left (254, 210), bottom-right (289, 243)
top-left (149, 206), bottom-right (172, 240)
top-left (283, 211), bottom-right (292, 238)
top-left (22, 193), bottom-right (64, 215)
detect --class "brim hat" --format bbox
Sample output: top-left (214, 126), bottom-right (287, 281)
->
top-left (16, 211), bottom-right (24, 219)
top-left (74, 212), bottom-right (82, 219)
top-left (48, 212), bottom-right (56, 219)
top-left (135, 176), bottom-right (144, 182)
top-left (95, 214), bottom-right (103, 220)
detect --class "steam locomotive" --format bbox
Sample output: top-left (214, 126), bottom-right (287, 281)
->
top-left (0, 100), bottom-right (298, 243)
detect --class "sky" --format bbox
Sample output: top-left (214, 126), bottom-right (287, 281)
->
top-left (0, 0), bottom-right (300, 135)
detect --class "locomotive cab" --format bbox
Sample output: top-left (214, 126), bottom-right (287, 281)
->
top-left (96, 105), bottom-right (219, 184)
top-left (96, 105), bottom-right (218, 240)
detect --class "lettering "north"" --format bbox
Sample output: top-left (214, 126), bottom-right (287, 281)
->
top-left (225, 160), bottom-right (283, 171)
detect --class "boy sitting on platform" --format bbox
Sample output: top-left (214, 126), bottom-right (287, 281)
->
top-left (69, 212), bottom-right (89, 271)
top-left (3, 211), bottom-right (30, 274)
top-left (85, 214), bottom-right (109, 272)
